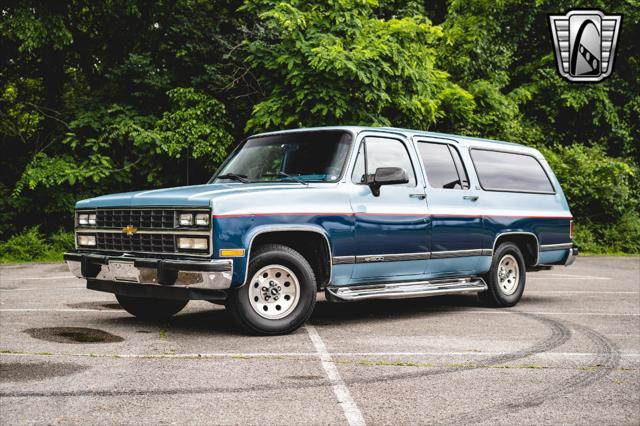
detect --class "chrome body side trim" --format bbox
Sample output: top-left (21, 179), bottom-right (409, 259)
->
top-left (326, 277), bottom-right (487, 301)
top-left (430, 249), bottom-right (484, 259)
top-left (540, 243), bottom-right (574, 251)
top-left (355, 252), bottom-right (431, 263)
top-left (333, 256), bottom-right (356, 265)
top-left (334, 249), bottom-right (493, 265)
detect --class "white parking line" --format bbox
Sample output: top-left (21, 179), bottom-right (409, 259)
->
top-left (0, 309), bottom-right (123, 313)
top-left (1, 351), bottom-right (639, 360)
top-left (533, 273), bottom-right (612, 280)
top-left (306, 325), bottom-right (366, 426)
top-left (0, 287), bottom-right (84, 292)
top-left (471, 310), bottom-right (640, 316)
top-left (526, 291), bottom-right (639, 294)
top-left (0, 308), bottom-right (638, 316)
top-left (1, 276), bottom-right (76, 281)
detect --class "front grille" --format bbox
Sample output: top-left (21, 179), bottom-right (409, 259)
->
top-left (96, 232), bottom-right (177, 254)
top-left (96, 209), bottom-right (175, 229)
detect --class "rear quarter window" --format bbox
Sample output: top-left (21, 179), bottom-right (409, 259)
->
top-left (470, 149), bottom-right (555, 193)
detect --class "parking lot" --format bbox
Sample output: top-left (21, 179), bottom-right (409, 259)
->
top-left (1, 257), bottom-right (638, 425)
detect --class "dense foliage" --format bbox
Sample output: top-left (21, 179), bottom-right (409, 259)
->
top-left (1, 0), bottom-right (638, 260)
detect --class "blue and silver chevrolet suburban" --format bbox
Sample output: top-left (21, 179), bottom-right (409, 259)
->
top-left (65, 126), bottom-right (577, 334)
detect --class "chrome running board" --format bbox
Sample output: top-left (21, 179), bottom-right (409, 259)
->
top-left (326, 277), bottom-right (487, 301)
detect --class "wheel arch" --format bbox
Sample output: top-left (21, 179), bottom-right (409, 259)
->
top-left (243, 225), bottom-right (332, 289)
top-left (492, 232), bottom-right (539, 267)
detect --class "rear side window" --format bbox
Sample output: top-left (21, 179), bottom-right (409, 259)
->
top-left (470, 149), bottom-right (555, 193)
top-left (418, 142), bottom-right (469, 189)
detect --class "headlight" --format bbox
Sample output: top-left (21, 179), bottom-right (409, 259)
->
top-left (179, 212), bottom-right (210, 227)
top-left (179, 213), bottom-right (194, 226)
top-left (195, 213), bottom-right (209, 226)
top-left (177, 237), bottom-right (208, 250)
top-left (78, 214), bottom-right (89, 225)
top-left (77, 235), bottom-right (96, 247)
top-left (77, 212), bottom-right (96, 226)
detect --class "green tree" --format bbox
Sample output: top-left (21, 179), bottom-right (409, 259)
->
top-left (242, 0), bottom-right (475, 132)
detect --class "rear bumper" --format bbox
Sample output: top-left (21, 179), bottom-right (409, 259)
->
top-left (63, 252), bottom-right (233, 291)
top-left (564, 247), bottom-right (579, 266)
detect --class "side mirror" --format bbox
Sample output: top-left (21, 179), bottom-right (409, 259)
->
top-left (367, 167), bottom-right (409, 196)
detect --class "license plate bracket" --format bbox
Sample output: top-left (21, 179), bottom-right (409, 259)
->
top-left (109, 261), bottom-right (140, 283)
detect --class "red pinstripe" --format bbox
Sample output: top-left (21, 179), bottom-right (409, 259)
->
top-left (212, 212), bottom-right (573, 220)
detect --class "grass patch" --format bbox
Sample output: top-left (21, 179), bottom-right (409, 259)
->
top-left (0, 227), bottom-right (74, 264)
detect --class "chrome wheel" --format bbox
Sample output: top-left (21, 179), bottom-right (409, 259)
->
top-left (497, 254), bottom-right (519, 295)
top-left (248, 264), bottom-right (300, 320)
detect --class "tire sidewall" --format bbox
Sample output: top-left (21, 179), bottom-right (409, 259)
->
top-left (232, 248), bottom-right (316, 334)
top-left (489, 243), bottom-right (526, 306)
top-left (115, 294), bottom-right (187, 319)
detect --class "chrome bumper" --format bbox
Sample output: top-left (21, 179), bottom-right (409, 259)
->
top-left (564, 247), bottom-right (578, 266)
top-left (64, 252), bottom-right (233, 290)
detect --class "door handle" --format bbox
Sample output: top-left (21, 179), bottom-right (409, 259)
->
top-left (463, 195), bottom-right (479, 201)
top-left (409, 193), bottom-right (427, 200)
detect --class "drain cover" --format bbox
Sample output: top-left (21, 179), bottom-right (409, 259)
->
top-left (0, 362), bottom-right (88, 382)
top-left (24, 327), bottom-right (124, 344)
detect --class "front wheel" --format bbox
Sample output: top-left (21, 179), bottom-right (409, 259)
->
top-left (226, 244), bottom-right (317, 335)
top-left (479, 242), bottom-right (526, 307)
top-left (115, 294), bottom-right (188, 320)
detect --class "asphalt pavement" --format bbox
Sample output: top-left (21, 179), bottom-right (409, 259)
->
top-left (1, 257), bottom-right (639, 425)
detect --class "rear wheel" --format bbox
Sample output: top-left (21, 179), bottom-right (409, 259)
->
top-left (115, 294), bottom-right (188, 320)
top-left (226, 244), bottom-right (316, 335)
top-left (479, 242), bottom-right (526, 307)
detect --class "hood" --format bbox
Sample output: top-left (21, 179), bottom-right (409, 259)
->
top-left (75, 183), bottom-right (318, 208)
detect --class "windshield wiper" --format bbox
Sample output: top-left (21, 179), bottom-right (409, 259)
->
top-left (264, 172), bottom-right (309, 186)
top-left (216, 173), bottom-right (249, 183)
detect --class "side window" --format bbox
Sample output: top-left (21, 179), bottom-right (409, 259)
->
top-left (351, 143), bottom-right (366, 184)
top-left (418, 142), bottom-right (469, 189)
top-left (351, 137), bottom-right (416, 186)
top-left (470, 149), bottom-right (555, 193)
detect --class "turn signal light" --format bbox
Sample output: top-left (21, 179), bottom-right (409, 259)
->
top-left (219, 249), bottom-right (245, 257)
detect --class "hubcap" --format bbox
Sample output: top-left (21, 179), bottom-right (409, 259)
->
top-left (497, 254), bottom-right (519, 296)
top-left (248, 265), bottom-right (300, 320)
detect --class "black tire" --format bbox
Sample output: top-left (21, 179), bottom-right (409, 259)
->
top-left (226, 244), bottom-right (317, 335)
top-left (115, 294), bottom-right (188, 320)
top-left (479, 242), bottom-right (526, 307)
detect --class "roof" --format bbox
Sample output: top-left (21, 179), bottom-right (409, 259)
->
top-left (250, 126), bottom-right (536, 154)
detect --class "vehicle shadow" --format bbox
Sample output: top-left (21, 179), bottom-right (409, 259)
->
top-left (309, 294), bottom-right (484, 326)
top-left (97, 294), bottom-right (487, 336)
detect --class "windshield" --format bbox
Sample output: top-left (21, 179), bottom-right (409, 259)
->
top-left (211, 131), bottom-right (352, 183)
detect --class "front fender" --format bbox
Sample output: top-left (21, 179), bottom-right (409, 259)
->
top-left (216, 221), bottom-right (332, 287)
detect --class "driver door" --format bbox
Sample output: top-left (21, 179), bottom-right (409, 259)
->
top-left (348, 134), bottom-right (431, 282)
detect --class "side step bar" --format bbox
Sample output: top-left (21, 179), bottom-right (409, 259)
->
top-left (326, 277), bottom-right (487, 301)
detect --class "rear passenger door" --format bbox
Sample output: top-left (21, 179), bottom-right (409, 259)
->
top-left (415, 139), bottom-right (484, 277)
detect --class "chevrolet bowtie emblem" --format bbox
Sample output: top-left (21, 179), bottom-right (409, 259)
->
top-left (122, 225), bottom-right (137, 236)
